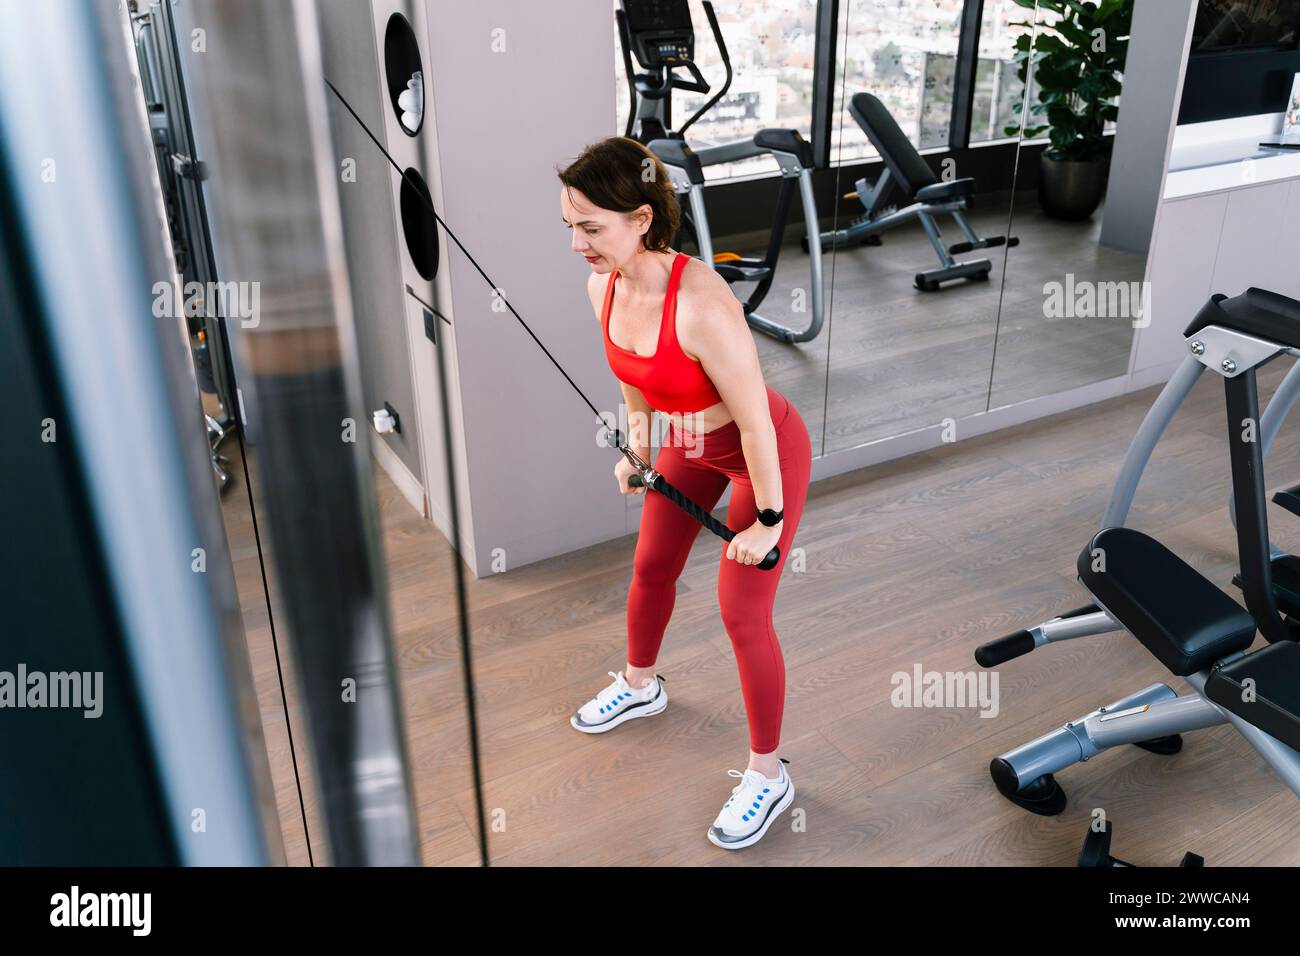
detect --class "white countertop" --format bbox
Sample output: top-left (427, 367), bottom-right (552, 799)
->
top-left (1164, 112), bottom-right (1300, 199)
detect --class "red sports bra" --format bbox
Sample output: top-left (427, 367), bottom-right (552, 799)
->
top-left (601, 251), bottom-right (724, 414)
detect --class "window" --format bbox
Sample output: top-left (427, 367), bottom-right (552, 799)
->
top-left (832, 0), bottom-right (965, 164)
top-left (614, 0), bottom-right (819, 180)
top-left (611, 0), bottom-right (1111, 176)
top-left (970, 0), bottom-right (1032, 145)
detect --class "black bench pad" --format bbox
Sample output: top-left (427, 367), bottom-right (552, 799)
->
top-left (1078, 527), bottom-right (1256, 676)
top-left (1206, 641), bottom-right (1300, 751)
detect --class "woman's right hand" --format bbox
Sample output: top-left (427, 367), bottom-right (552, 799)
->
top-left (614, 457), bottom-right (645, 495)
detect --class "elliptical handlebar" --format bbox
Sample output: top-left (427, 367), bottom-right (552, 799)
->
top-left (678, 1), bottom-right (732, 137)
top-left (616, 8), bottom-right (639, 138)
top-left (667, 57), bottom-right (710, 95)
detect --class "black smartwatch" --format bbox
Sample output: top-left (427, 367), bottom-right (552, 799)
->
top-left (757, 507), bottom-right (784, 527)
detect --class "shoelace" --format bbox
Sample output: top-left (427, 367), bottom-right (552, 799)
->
top-left (594, 671), bottom-right (635, 714)
top-left (721, 768), bottom-right (777, 824)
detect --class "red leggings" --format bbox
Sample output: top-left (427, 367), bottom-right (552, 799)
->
top-left (626, 386), bottom-right (811, 754)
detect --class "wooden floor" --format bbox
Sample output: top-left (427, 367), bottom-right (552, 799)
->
top-left (752, 190), bottom-right (1143, 456)
top-left (221, 354), bottom-right (1300, 866)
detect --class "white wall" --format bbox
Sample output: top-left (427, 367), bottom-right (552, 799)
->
top-left (419, 0), bottom-right (626, 577)
top-left (318, 0), bottom-right (424, 485)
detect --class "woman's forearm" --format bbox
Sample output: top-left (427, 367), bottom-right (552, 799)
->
top-left (740, 425), bottom-right (783, 516)
top-left (620, 387), bottom-right (655, 459)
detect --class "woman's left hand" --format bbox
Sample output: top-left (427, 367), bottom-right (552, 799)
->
top-left (726, 520), bottom-right (782, 566)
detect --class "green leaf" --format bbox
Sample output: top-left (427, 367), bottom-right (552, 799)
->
top-left (1049, 127), bottom-right (1077, 152)
top-left (1097, 75), bottom-right (1123, 98)
top-left (1068, 1), bottom-right (1099, 31)
top-left (1047, 102), bottom-right (1079, 129)
top-left (1035, 66), bottom-right (1074, 89)
top-left (1054, 19), bottom-right (1092, 48)
top-left (1096, 0), bottom-right (1128, 22)
top-left (1049, 51), bottom-right (1085, 71)
top-left (1076, 74), bottom-right (1102, 101)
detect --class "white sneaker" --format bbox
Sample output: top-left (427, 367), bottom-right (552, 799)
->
top-left (570, 670), bottom-right (667, 733)
top-left (707, 759), bottom-right (794, 850)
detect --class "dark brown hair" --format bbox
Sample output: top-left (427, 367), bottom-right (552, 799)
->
top-left (557, 137), bottom-right (680, 253)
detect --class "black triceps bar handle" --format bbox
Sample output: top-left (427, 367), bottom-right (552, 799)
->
top-left (628, 472), bottom-right (780, 571)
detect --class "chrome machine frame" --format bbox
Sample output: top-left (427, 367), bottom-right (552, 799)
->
top-left (978, 307), bottom-right (1300, 863)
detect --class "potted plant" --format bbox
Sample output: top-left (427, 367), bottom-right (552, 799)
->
top-left (1004, 0), bottom-right (1132, 220)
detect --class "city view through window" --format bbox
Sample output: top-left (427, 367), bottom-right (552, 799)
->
top-left (613, 0), bottom-right (1041, 181)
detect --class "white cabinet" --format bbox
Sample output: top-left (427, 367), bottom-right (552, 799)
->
top-left (1136, 178), bottom-right (1300, 374)
top-left (1212, 182), bottom-right (1290, 297)
top-left (1135, 191), bottom-right (1226, 373)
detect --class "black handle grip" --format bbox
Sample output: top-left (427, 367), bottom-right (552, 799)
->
top-left (628, 473), bottom-right (780, 570)
top-left (974, 629), bottom-right (1036, 667)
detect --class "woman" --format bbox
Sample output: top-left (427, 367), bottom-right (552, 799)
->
top-left (559, 137), bottom-right (812, 850)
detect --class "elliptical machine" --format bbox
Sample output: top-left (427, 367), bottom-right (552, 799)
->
top-left (976, 288), bottom-right (1300, 866)
top-left (615, 0), bottom-right (826, 344)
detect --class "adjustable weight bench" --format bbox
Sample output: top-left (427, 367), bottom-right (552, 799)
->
top-left (977, 288), bottom-right (1300, 865)
top-left (810, 92), bottom-right (1017, 291)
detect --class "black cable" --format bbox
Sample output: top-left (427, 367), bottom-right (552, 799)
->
top-left (325, 79), bottom-right (612, 433)
top-left (322, 80), bottom-right (779, 582)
